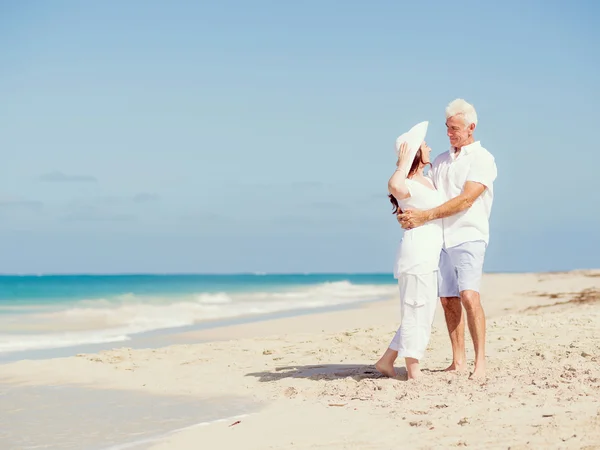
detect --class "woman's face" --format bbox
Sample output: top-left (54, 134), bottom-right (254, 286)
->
top-left (419, 141), bottom-right (432, 164)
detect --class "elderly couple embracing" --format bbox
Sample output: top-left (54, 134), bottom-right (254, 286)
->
top-left (376, 98), bottom-right (498, 381)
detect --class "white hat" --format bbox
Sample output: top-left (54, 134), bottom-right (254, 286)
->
top-left (394, 121), bottom-right (429, 177)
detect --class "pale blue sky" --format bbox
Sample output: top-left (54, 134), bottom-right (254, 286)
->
top-left (1, 0), bottom-right (598, 274)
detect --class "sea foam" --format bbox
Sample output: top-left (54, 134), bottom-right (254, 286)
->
top-left (0, 281), bottom-right (395, 353)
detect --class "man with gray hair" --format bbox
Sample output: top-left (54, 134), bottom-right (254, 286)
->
top-left (398, 98), bottom-right (497, 379)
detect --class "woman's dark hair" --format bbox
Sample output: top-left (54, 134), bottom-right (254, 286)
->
top-left (388, 147), bottom-right (430, 214)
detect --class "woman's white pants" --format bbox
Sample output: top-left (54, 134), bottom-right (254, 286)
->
top-left (388, 271), bottom-right (438, 360)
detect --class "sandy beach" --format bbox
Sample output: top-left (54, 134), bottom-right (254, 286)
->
top-left (1, 270), bottom-right (600, 449)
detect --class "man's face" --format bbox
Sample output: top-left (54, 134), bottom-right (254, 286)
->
top-left (446, 114), bottom-right (474, 149)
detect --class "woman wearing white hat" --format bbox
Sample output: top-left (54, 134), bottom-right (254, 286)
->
top-left (375, 121), bottom-right (444, 380)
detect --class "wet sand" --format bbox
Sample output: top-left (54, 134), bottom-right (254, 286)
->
top-left (0, 384), bottom-right (259, 450)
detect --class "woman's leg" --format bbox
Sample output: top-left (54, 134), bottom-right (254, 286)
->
top-left (396, 272), bottom-right (439, 379)
top-left (375, 279), bottom-right (406, 378)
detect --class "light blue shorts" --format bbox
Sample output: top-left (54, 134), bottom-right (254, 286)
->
top-left (438, 240), bottom-right (487, 298)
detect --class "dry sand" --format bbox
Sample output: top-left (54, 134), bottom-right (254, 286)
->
top-left (1, 271), bottom-right (600, 449)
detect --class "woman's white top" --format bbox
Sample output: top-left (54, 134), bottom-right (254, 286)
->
top-left (393, 179), bottom-right (444, 277)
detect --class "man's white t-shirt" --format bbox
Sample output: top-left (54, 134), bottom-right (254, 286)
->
top-left (429, 141), bottom-right (497, 249)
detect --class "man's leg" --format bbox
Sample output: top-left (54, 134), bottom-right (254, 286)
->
top-left (438, 249), bottom-right (466, 371)
top-left (440, 296), bottom-right (466, 371)
top-left (461, 290), bottom-right (486, 378)
top-left (454, 241), bottom-right (487, 379)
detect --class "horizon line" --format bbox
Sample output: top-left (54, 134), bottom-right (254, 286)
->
top-left (0, 269), bottom-right (597, 277)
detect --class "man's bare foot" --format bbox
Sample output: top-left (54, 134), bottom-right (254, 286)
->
top-left (444, 362), bottom-right (467, 372)
top-left (375, 360), bottom-right (397, 378)
top-left (469, 363), bottom-right (486, 380)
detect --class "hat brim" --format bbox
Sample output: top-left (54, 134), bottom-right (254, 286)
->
top-left (395, 121), bottom-right (429, 176)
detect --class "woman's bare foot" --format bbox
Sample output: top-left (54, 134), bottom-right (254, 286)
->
top-left (405, 357), bottom-right (421, 380)
top-left (375, 360), bottom-right (397, 378)
top-left (407, 368), bottom-right (422, 380)
top-left (375, 348), bottom-right (398, 378)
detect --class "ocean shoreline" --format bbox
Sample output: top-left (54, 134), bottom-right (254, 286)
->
top-left (0, 275), bottom-right (397, 358)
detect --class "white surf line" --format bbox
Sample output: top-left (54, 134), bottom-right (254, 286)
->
top-left (104, 412), bottom-right (255, 450)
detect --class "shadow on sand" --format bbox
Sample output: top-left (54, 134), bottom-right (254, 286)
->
top-left (246, 363), bottom-right (410, 382)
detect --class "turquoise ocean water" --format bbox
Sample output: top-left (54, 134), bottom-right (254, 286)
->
top-left (0, 274), bottom-right (396, 355)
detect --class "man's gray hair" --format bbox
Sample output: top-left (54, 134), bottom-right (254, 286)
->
top-left (445, 98), bottom-right (478, 127)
